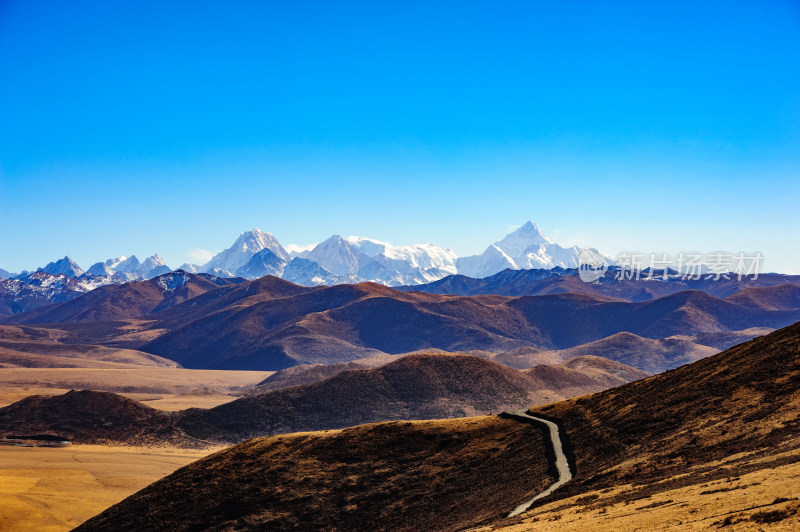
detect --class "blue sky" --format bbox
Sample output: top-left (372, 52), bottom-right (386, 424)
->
top-left (1, 0), bottom-right (798, 273)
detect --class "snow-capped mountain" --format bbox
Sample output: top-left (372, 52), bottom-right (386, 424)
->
top-left (201, 228), bottom-right (290, 277)
top-left (455, 244), bottom-right (517, 279)
top-left (281, 258), bottom-right (342, 286)
top-left (1, 220), bottom-right (616, 315)
top-left (177, 263), bottom-right (199, 273)
top-left (304, 236), bottom-right (366, 277)
top-left (191, 221), bottom-right (608, 285)
top-left (236, 249), bottom-right (288, 279)
top-left (456, 221), bottom-right (612, 278)
top-left (0, 271), bottom-right (110, 317)
top-left (86, 254), bottom-right (171, 280)
top-left (346, 237), bottom-right (458, 285)
top-left (38, 256), bottom-right (85, 278)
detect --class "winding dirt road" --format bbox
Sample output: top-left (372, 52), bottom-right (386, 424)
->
top-left (504, 409), bottom-right (573, 518)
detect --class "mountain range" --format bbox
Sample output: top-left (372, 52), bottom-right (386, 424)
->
top-left (1, 222), bottom-right (607, 290)
top-left (4, 270), bottom-right (800, 373)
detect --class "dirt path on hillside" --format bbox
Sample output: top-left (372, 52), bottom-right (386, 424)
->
top-left (504, 409), bottom-right (573, 517)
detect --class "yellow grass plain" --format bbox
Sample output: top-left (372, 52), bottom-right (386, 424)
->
top-left (0, 444), bottom-right (222, 532)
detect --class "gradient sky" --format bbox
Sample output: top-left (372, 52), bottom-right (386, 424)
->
top-left (1, 1), bottom-right (798, 273)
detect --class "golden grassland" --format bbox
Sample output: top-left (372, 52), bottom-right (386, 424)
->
top-left (480, 448), bottom-right (800, 531)
top-left (0, 444), bottom-right (222, 532)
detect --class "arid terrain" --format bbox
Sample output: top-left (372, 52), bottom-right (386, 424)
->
top-left (74, 321), bottom-right (800, 531)
top-left (4, 1), bottom-right (795, 529)
top-left (0, 445), bottom-right (217, 532)
top-left (3, 274), bottom-right (798, 371)
top-left (1, 273), bottom-right (798, 530)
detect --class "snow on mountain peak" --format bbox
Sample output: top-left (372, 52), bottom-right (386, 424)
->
top-left (13, 220), bottom-right (613, 291)
top-left (202, 228), bottom-right (289, 274)
top-left (494, 221), bottom-right (553, 258)
top-left (38, 256), bottom-right (84, 278)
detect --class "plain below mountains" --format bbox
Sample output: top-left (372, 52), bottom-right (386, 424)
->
top-left (0, 353), bottom-right (648, 445)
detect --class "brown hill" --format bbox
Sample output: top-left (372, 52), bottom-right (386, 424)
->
top-left (76, 416), bottom-right (552, 532)
top-left (176, 353), bottom-right (629, 442)
top-left (524, 355), bottom-right (650, 395)
top-left (4, 278), bottom-right (798, 372)
top-left (3, 272), bottom-right (227, 324)
top-left (530, 331), bottom-right (719, 373)
top-left (0, 353), bottom-right (645, 447)
top-left (145, 275), bottom-right (317, 330)
top-left (723, 283), bottom-right (800, 311)
top-left (674, 326), bottom-right (774, 350)
top-left (408, 269), bottom-right (800, 301)
top-left (77, 321), bottom-right (800, 531)
top-left (0, 339), bottom-right (179, 369)
top-left (248, 354), bottom-right (401, 394)
top-left (141, 283), bottom-right (800, 370)
top-left (141, 283), bottom-right (532, 369)
top-left (0, 390), bottom-right (192, 446)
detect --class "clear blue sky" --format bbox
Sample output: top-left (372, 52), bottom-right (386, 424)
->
top-left (1, 0), bottom-right (798, 273)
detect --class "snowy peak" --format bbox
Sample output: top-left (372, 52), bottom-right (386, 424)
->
top-left (177, 263), bottom-right (199, 273)
top-left (85, 253), bottom-right (171, 280)
top-left (115, 255), bottom-right (142, 273)
top-left (38, 256), bottom-right (84, 278)
top-left (494, 221), bottom-right (552, 258)
top-left (202, 228), bottom-right (289, 274)
top-left (141, 253), bottom-right (166, 271)
top-left (281, 258), bottom-right (341, 286)
top-left (456, 222), bottom-right (610, 278)
top-left (8, 220), bottom-right (613, 292)
top-left (456, 244), bottom-right (517, 278)
top-left (305, 235), bottom-right (366, 276)
top-left (236, 249), bottom-right (287, 279)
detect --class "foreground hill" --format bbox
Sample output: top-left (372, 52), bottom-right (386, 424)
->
top-left (77, 417), bottom-right (553, 532)
top-left (78, 322), bottom-right (800, 530)
top-left (526, 319), bottom-right (800, 498)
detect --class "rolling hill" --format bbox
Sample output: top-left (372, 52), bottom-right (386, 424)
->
top-left (141, 283), bottom-right (800, 370)
top-left (176, 353), bottom-right (648, 442)
top-left (0, 390), bottom-right (195, 446)
top-left (0, 338), bottom-right (179, 369)
top-left (5, 276), bottom-right (799, 372)
top-left (76, 321), bottom-right (800, 531)
top-left (405, 268), bottom-right (800, 301)
top-left (528, 331), bottom-right (720, 373)
top-left (0, 353), bottom-right (647, 446)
